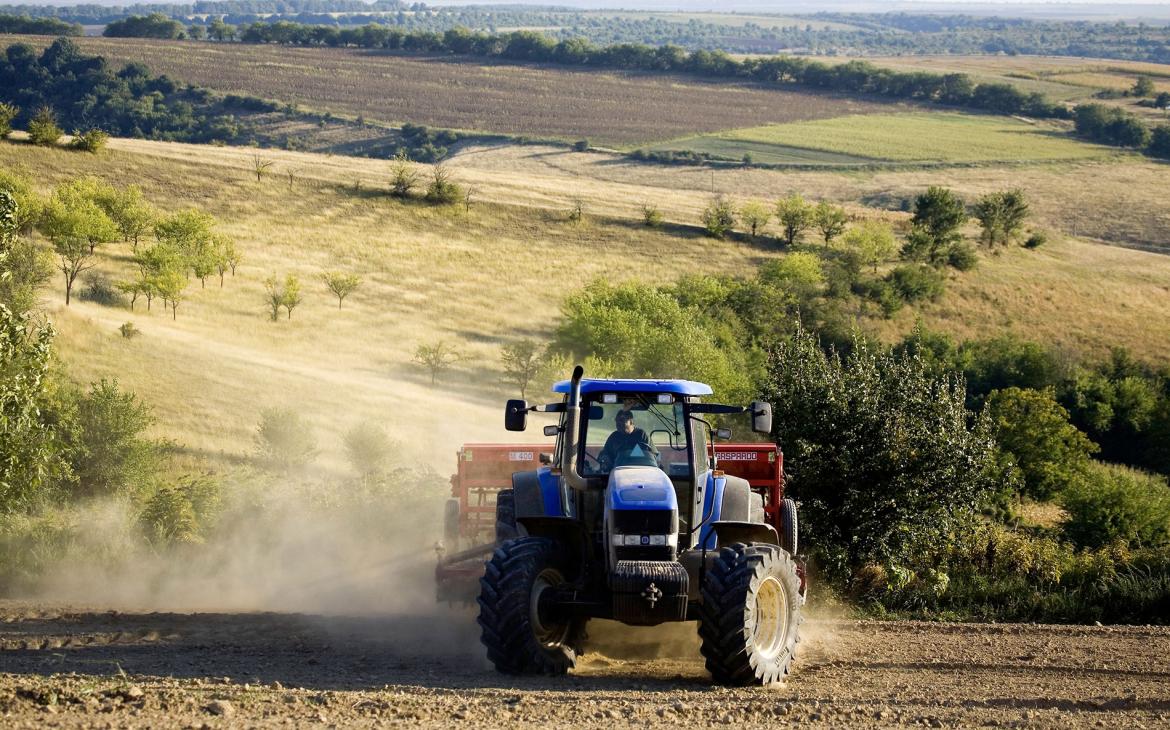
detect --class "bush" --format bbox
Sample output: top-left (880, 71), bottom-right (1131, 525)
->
top-left (1061, 463), bottom-right (1170, 550)
top-left (0, 101), bottom-right (17, 139)
top-left (1024, 230), bottom-right (1048, 249)
top-left (343, 422), bottom-right (395, 477)
top-left (27, 107), bottom-right (63, 147)
top-left (700, 196), bottom-right (736, 239)
top-left (64, 379), bottom-right (159, 498)
top-left (572, 139), bottom-right (589, 152)
top-left (119, 322), bottom-right (141, 339)
top-left (947, 242), bottom-right (978, 271)
top-left (79, 273), bottom-right (127, 307)
top-left (641, 204), bottom-right (663, 227)
top-left (255, 407), bottom-right (317, 470)
top-left (70, 128), bottom-right (109, 153)
top-left (887, 264), bottom-right (945, 303)
top-left (424, 165), bottom-right (461, 204)
top-left (139, 474), bottom-right (221, 546)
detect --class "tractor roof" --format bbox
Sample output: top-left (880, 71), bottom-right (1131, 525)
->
top-left (551, 379), bottom-right (713, 396)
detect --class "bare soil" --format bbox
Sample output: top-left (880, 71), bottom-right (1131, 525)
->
top-left (2, 602), bottom-right (1168, 728)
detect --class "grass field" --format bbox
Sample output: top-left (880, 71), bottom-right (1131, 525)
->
top-left (5, 136), bottom-right (1170, 464)
top-left (18, 36), bottom-right (889, 146)
top-left (652, 112), bottom-right (1117, 165)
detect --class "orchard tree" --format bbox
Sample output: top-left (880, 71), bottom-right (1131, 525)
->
top-left (501, 339), bottom-right (546, 398)
top-left (251, 154), bottom-right (273, 182)
top-left (414, 340), bottom-right (463, 385)
top-left (700, 196), bottom-right (736, 239)
top-left (813, 201), bottom-right (849, 248)
top-left (844, 220), bottom-right (899, 273)
top-left (738, 200), bottom-right (770, 238)
top-left (775, 193), bottom-right (813, 247)
top-left (263, 275), bottom-right (284, 321)
top-left (321, 271), bottom-right (360, 309)
top-left (154, 268), bottom-right (186, 320)
top-left (282, 274), bottom-right (302, 319)
top-left (39, 196), bottom-right (117, 305)
top-left (106, 185), bottom-right (156, 250)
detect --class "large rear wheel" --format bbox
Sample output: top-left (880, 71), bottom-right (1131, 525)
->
top-left (477, 537), bottom-right (580, 675)
top-left (699, 542), bottom-right (802, 685)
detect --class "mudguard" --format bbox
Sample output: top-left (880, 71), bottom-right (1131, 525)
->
top-left (512, 467), bottom-right (565, 519)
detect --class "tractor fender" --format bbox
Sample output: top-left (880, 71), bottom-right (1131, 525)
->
top-left (708, 520), bottom-right (779, 547)
top-left (512, 468), bottom-right (562, 519)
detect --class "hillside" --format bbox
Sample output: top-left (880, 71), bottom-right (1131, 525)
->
top-left (5, 136), bottom-right (1170, 464)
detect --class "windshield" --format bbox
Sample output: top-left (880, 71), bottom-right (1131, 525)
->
top-left (579, 396), bottom-right (691, 477)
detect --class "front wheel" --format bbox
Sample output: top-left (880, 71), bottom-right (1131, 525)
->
top-left (477, 537), bottom-right (580, 675)
top-left (699, 543), bottom-right (802, 685)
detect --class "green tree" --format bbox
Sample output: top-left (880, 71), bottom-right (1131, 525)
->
top-left (1061, 463), bottom-right (1170, 549)
top-left (973, 189), bottom-right (1029, 248)
top-left (255, 407), bottom-right (317, 471)
top-left (0, 170), bottom-right (43, 234)
top-left (641, 204), bottom-right (663, 228)
top-left (985, 387), bottom-right (1098, 501)
top-left (757, 251), bottom-right (825, 300)
top-left (910, 186), bottom-right (966, 262)
top-left (775, 193), bottom-right (813, 247)
top-left (153, 267), bottom-right (186, 320)
top-left (1149, 125), bottom-right (1170, 159)
top-left (844, 220), bottom-right (898, 272)
top-left (27, 107), bottom-right (63, 147)
top-left (0, 191), bottom-right (52, 315)
top-left (281, 274), bottom-right (302, 319)
top-left (69, 128), bottom-right (109, 153)
top-left (389, 152), bottom-right (418, 198)
top-left (414, 340), bottom-right (463, 385)
top-left (155, 208), bottom-right (215, 264)
top-left (0, 304), bottom-right (64, 511)
top-left (424, 164), bottom-right (461, 204)
top-left (63, 379), bottom-right (158, 498)
top-left (263, 275), bottom-right (284, 321)
top-left (700, 196), bottom-right (736, 239)
top-left (501, 339), bottom-right (546, 399)
top-left (38, 193), bottom-right (118, 305)
top-left (738, 200), bottom-right (770, 238)
top-left (0, 102), bottom-right (18, 139)
top-left (213, 234), bottom-right (235, 286)
top-left (105, 185), bottom-right (156, 250)
top-left (763, 326), bottom-right (1000, 578)
top-left (1132, 75), bottom-right (1156, 98)
top-left (813, 201), bottom-right (849, 248)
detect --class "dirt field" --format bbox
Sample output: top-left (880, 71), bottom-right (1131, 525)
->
top-left (1, 603), bottom-right (1168, 728)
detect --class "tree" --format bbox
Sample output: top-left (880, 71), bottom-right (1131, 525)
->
top-left (27, 107), bottom-right (63, 146)
top-left (738, 200), bottom-right (770, 238)
top-left (343, 421), bottom-right (395, 477)
top-left (775, 193), bottom-right (813, 247)
top-left (39, 194), bottom-right (117, 305)
top-left (390, 152), bottom-right (418, 198)
top-left (223, 237), bottom-right (242, 276)
top-left (263, 275), bottom-right (284, 321)
top-left (501, 339), bottom-right (546, 399)
top-left (0, 102), bottom-right (18, 139)
top-left (763, 326), bottom-right (999, 578)
top-left (64, 379), bottom-right (158, 498)
top-left (0, 191), bottom-right (52, 315)
top-left (255, 407), bottom-right (317, 471)
top-left (70, 128), bottom-right (109, 153)
top-left (844, 220), bottom-right (898, 272)
top-left (282, 274), bottom-right (302, 319)
top-left (985, 387), bottom-right (1099, 501)
top-left (641, 203), bottom-right (663, 227)
top-left (212, 234), bottom-right (234, 286)
top-left (155, 208), bottom-right (216, 277)
top-left (813, 201), bottom-right (849, 247)
top-left (105, 185), bottom-right (156, 250)
top-left (910, 186), bottom-right (966, 262)
top-left (1149, 125), bottom-right (1170, 159)
top-left (251, 154), bottom-right (273, 182)
top-left (321, 271), bottom-right (360, 309)
top-left (973, 189), bottom-right (1029, 248)
top-left (425, 164), bottom-right (461, 204)
top-left (1132, 75), bottom-right (1156, 98)
top-left (414, 340), bottom-right (463, 384)
top-left (700, 196), bottom-right (736, 239)
top-left (153, 267), bottom-right (186, 320)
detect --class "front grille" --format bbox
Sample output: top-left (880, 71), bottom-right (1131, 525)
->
top-left (613, 510), bottom-right (673, 535)
top-left (615, 545), bottom-right (675, 562)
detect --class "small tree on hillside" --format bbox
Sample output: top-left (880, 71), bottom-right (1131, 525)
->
top-left (738, 200), bottom-right (770, 238)
top-left (27, 107), bottom-right (63, 146)
top-left (414, 340), bottom-right (463, 385)
top-left (700, 196), bottom-right (736, 239)
top-left (641, 203), bottom-right (663, 228)
top-left (844, 220), bottom-right (899, 273)
top-left (106, 185), bottom-right (156, 251)
top-left (223, 238), bottom-right (242, 276)
top-left (425, 164), bottom-right (461, 204)
top-left (154, 267), bottom-right (186, 320)
top-left (282, 274), bottom-right (302, 319)
top-left (813, 201), bottom-right (849, 248)
top-left (0, 102), bottom-right (19, 139)
top-left (343, 421), bottom-right (395, 477)
top-left (973, 189), bottom-right (1029, 248)
top-left (251, 154), bottom-right (273, 183)
top-left (910, 186), bottom-right (966, 262)
top-left (390, 152), bottom-right (418, 198)
top-left (213, 234), bottom-right (235, 286)
top-left (39, 196), bottom-right (118, 305)
top-left (501, 339), bottom-right (546, 399)
top-left (263, 275), bottom-right (284, 321)
top-left (321, 270), bottom-right (360, 309)
top-left (1132, 75), bottom-right (1156, 98)
top-left (775, 193), bottom-right (813, 247)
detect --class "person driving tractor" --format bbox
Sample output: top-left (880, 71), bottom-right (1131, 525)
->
top-left (599, 409), bottom-right (658, 470)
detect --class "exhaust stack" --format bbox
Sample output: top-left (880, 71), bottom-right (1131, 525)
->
top-left (561, 365), bottom-right (589, 491)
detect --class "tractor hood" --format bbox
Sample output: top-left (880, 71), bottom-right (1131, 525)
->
top-left (607, 466), bottom-right (677, 511)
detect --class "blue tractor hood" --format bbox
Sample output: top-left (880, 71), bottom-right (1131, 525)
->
top-left (607, 466), bottom-right (677, 512)
top-left (552, 379), bottom-right (712, 397)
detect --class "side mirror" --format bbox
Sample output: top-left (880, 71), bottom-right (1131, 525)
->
top-left (715, 428), bottom-right (732, 440)
top-left (543, 424), bottom-right (559, 437)
top-left (539, 453), bottom-right (552, 465)
top-left (505, 399), bottom-right (528, 432)
top-left (587, 404), bottom-right (604, 420)
top-left (751, 400), bottom-right (772, 435)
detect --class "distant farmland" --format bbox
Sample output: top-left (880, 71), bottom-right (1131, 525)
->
top-left (654, 112), bottom-right (1118, 166)
top-left (51, 37), bottom-right (889, 145)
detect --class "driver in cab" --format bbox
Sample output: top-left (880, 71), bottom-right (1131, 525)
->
top-left (599, 409), bottom-right (657, 471)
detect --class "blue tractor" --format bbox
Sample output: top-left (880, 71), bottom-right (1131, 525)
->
top-left (477, 366), bottom-right (804, 685)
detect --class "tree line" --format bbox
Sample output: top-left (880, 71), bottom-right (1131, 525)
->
top-left (1073, 103), bottom-right (1170, 159)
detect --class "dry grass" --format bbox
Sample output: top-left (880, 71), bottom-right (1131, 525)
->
top-left (23, 36), bottom-right (890, 146)
top-left (5, 136), bottom-right (1169, 463)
